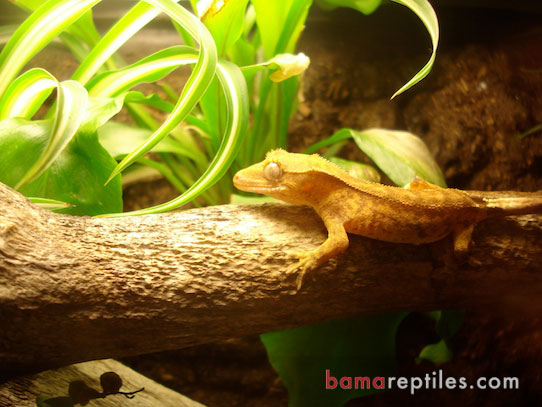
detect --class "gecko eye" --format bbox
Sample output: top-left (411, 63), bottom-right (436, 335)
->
top-left (263, 162), bottom-right (282, 182)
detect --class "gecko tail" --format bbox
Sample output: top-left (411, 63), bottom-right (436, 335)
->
top-left (466, 190), bottom-right (542, 216)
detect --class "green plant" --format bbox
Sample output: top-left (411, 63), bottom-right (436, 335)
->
top-left (0, 0), bottom-right (304, 216)
top-left (0, 1), bottom-right (446, 406)
top-left (1, 0), bottom-right (438, 217)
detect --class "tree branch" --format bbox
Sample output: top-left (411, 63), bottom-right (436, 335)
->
top-left (0, 182), bottom-right (540, 378)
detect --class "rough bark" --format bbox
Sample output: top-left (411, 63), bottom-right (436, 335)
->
top-left (0, 182), bottom-right (540, 379)
top-left (0, 359), bottom-right (205, 407)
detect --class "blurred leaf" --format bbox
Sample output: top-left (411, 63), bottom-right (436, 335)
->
top-left (261, 313), bottom-right (406, 407)
top-left (315, 0), bottom-right (382, 14)
top-left (29, 196), bottom-right (73, 210)
top-left (0, 119), bottom-right (49, 188)
top-left (0, 0), bottom-right (100, 98)
top-left (80, 94), bottom-right (125, 134)
top-left (328, 157), bottom-right (381, 182)
top-left (0, 118), bottom-right (122, 216)
top-left (306, 128), bottom-right (446, 187)
top-left (98, 122), bottom-right (196, 159)
top-left (251, 0), bottom-right (312, 58)
top-left (124, 91), bottom-right (175, 112)
top-left (390, 0), bottom-right (439, 98)
top-left (228, 36), bottom-right (256, 68)
top-left (15, 80), bottom-right (89, 189)
top-left (519, 123), bottom-right (542, 139)
top-left (199, 0), bottom-right (250, 56)
top-left (350, 128), bottom-right (445, 187)
top-left (417, 339), bottom-right (452, 365)
top-left (417, 310), bottom-right (463, 365)
top-left (71, 1), bottom-right (164, 84)
top-left (12, 0), bottom-right (101, 47)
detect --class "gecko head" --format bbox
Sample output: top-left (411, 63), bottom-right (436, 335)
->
top-left (233, 149), bottom-right (332, 204)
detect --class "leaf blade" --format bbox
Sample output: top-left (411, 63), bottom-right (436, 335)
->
top-left (15, 80), bottom-right (89, 189)
top-left (390, 0), bottom-right (439, 98)
top-left (105, 0), bottom-right (218, 184)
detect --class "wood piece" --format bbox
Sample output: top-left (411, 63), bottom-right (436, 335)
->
top-left (0, 359), bottom-right (205, 406)
top-left (0, 182), bottom-right (540, 378)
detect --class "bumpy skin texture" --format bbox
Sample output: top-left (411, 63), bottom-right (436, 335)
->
top-left (233, 149), bottom-right (542, 288)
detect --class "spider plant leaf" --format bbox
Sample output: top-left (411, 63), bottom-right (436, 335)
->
top-left (105, 0), bottom-right (218, 184)
top-left (251, 0), bottom-right (312, 59)
top-left (29, 197), bottom-right (73, 210)
top-left (85, 45), bottom-right (208, 167)
top-left (101, 59), bottom-right (249, 217)
top-left (15, 80), bottom-right (89, 189)
top-left (87, 46), bottom-right (199, 97)
top-left (72, 1), bottom-right (170, 85)
top-left (197, 0), bottom-right (250, 57)
top-left (0, 68), bottom-right (56, 120)
top-left (390, 0), bottom-right (439, 98)
top-left (11, 0), bottom-right (101, 46)
top-left (98, 121), bottom-right (197, 160)
top-left (124, 91), bottom-right (175, 113)
top-left (0, 0), bottom-right (101, 98)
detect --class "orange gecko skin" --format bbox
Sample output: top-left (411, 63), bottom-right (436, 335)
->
top-left (233, 149), bottom-right (542, 289)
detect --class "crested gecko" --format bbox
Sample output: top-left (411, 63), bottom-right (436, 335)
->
top-left (233, 149), bottom-right (542, 289)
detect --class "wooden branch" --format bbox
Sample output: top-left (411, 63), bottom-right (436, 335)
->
top-left (0, 359), bottom-right (205, 407)
top-left (0, 182), bottom-right (541, 378)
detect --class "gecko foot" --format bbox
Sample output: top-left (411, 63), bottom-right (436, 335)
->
top-left (287, 250), bottom-right (318, 290)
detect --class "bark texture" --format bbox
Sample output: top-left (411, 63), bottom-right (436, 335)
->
top-left (0, 182), bottom-right (540, 378)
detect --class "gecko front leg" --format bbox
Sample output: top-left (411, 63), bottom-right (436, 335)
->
top-left (288, 216), bottom-right (349, 290)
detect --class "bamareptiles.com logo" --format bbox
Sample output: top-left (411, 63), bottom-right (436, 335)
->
top-left (325, 369), bottom-right (519, 395)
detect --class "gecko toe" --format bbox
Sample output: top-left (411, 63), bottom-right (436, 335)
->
top-left (296, 271), bottom-right (305, 290)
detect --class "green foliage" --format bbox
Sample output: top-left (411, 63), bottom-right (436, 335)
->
top-left (0, 0), bottom-right (100, 97)
top-left (272, 129), bottom-right (447, 406)
top-left (0, 0), bottom-right (257, 217)
top-left (28, 197), bottom-right (73, 210)
top-left (418, 310), bottom-right (464, 365)
top-left (261, 313), bottom-right (406, 407)
top-left (196, 0), bottom-right (250, 56)
top-left (328, 156), bottom-right (381, 183)
top-left (306, 128), bottom-right (446, 187)
top-left (316, 0), bottom-right (382, 15)
top-left (15, 80), bottom-right (89, 189)
top-left (390, 0), bottom-right (439, 98)
top-left (1, 2), bottom-right (447, 406)
top-left (1, 0), bottom-right (440, 216)
top-left (0, 117), bottom-right (122, 215)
